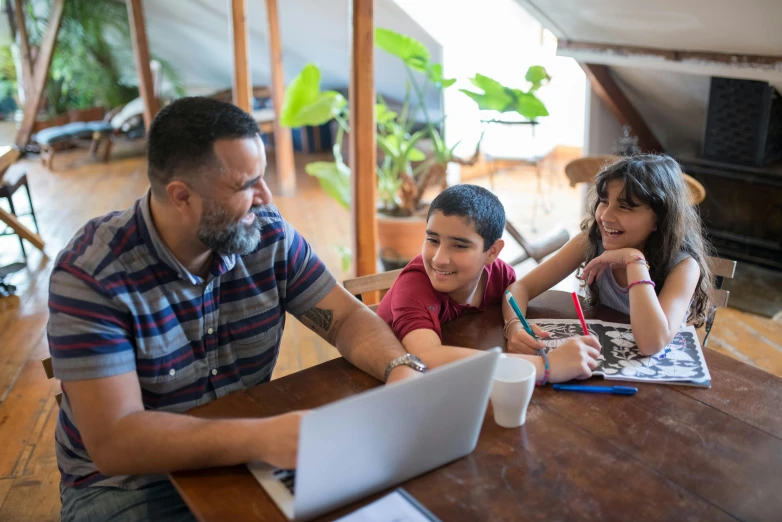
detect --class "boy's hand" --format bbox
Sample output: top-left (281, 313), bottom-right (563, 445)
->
top-left (547, 335), bottom-right (601, 382)
top-left (506, 322), bottom-right (550, 355)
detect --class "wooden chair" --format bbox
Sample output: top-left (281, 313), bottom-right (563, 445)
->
top-left (41, 356), bottom-right (62, 405)
top-left (343, 269), bottom-right (403, 312)
top-left (564, 155), bottom-right (619, 186)
top-left (703, 255), bottom-right (737, 346)
top-left (564, 155), bottom-right (706, 205)
top-left (504, 223), bottom-right (569, 266)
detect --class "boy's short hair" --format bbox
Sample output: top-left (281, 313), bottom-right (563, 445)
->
top-left (427, 184), bottom-right (505, 251)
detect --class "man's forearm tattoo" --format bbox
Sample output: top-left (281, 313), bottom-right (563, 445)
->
top-left (300, 307), bottom-right (339, 343)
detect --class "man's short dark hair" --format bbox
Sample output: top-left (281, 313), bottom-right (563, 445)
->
top-left (427, 184), bottom-right (505, 250)
top-left (147, 97), bottom-right (260, 194)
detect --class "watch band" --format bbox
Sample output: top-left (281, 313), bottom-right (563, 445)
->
top-left (384, 353), bottom-right (427, 381)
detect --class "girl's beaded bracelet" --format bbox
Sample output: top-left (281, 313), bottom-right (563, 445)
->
top-left (627, 279), bottom-right (655, 290)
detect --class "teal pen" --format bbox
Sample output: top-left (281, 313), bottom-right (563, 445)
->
top-left (553, 384), bottom-right (638, 396)
top-left (504, 290), bottom-right (537, 340)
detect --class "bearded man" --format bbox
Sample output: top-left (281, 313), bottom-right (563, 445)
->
top-left (48, 97), bottom-right (421, 522)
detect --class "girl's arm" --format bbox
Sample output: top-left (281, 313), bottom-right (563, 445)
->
top-left (503, 234), bottom-right (589, 353)
top-left (626, 257), bottom-right (701, 355)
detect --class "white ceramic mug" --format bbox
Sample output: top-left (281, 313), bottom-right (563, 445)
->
top-left (490, 355), bottom-right (536, 428)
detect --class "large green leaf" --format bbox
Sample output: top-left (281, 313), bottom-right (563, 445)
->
top-left (375, 28), bottom-right (430, 72)
top-left (426, 63), bottom-right (456, 89)
top-left (281, 64), bottom-right (321, 127)
top-left (375, 103), bottom-right (397, 124)
top-left (525, 65), bottom-right (550, 90)
top-left (305, 161), bottom-right (351, 210)
top-left (459, 89), bottom-right (515, 112)
top-left (293, 91), bottom-right (345, 127)
top-left (408, 148), bottom-right (426, 162)
top-left (515, 91), bottom-right (549, 120)
top-left (469, 73), bottom-right (510, 99)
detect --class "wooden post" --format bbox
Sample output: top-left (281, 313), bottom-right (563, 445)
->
top-left (349, 0), bottom-right (378, 279)
top-left (14, 0), bottom-right (64, 149)
top-left (230, 0), bottom-right (252, 112)
top-left (127, 0), bottom-right (159, 130)
top-left (13, 0), bottom-right (33, 99)
top-left (264, 0), bottom-right (296, 196)
top-left (580, 63), bottom-right (664, 153)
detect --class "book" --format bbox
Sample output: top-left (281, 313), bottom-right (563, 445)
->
top-left (529, 319), bottom-right (711, 388)
top-left (335, 488), bottom-right (441, 522)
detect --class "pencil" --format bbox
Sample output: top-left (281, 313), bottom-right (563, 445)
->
top-left (571, 292), bottom-right (589, 336)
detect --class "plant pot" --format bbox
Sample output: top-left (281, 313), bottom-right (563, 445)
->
top-left (377, 211), bottom-right (427, 271)
top-left (68, 106), bottom-right (106, 123)
top-left (31, 113), bottom-right (69, 133)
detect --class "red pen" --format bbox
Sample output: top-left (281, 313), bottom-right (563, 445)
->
top-left (571, 292), bottom-right (589, 336)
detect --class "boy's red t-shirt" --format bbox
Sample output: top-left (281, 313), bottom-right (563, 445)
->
top-left (377, 255), bottom-right (517, 342)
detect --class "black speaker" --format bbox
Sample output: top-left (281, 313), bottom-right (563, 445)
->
top-left (702, 77), bottom-right (782, 167)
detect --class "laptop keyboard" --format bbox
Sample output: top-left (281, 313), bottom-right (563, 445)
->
top-left (273, 468), bottom-right (296, 494)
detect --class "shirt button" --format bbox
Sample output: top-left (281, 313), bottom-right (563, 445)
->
top-left (169, 368), bottom-right (176, 376)
top-left (428, 306), bottom-right (435, 311)
top-left (211, 369), bottom-right (218, 376)
top-left (207, 327), bottom-right (214, 334)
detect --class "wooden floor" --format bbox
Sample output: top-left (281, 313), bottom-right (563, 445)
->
top-left (0, 143), bottom-right (780, 521)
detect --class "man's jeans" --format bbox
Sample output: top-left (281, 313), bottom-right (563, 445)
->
top-left (60, 480), bottom-right (197, 522)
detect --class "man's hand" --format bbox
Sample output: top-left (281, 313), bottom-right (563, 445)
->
top-left (258, 411), bottom-right (310, 469)
top-left (385, 365), bottom-right (423, 385)
top-left (547, 335), bottom-right (601, 382)
top-left (506, 322), bottom-right (551, 355)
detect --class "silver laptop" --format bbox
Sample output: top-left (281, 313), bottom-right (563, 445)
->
top-left (248, 348), bottom-right (501, 521)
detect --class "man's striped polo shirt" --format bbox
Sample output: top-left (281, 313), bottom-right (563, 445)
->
top-left (47, 191), bottom-right (335, 489)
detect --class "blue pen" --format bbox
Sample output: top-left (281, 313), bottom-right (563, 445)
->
top-left (553, 384), bottom-right (638, 396)
top-left (504, 290), bottom-right (537, 340)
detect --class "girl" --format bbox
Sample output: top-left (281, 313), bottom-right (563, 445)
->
top-left (505, 154), bottom-right (712, 356)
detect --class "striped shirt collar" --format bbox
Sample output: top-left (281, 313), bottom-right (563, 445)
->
top-left (139, 190), bottom-right (237, 285)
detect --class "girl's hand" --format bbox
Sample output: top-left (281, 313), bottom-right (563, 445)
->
top-left (581, 248), bottom-right (644, 285)
top-left (506, 322), bottom-right (551, 355)
top-left (547, 336), bottom-right (601, 382)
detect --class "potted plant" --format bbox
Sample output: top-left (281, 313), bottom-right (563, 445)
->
top-left (280, 28), bottom-right (551, 272)
top-left (19, 0), bottom-right (182, 130)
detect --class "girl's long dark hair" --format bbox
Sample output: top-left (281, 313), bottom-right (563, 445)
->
top-left (580, 155), bottom-right (712, 327)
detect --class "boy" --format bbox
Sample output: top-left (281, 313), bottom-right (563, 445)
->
top-left (378, 185), bottom-right (600, 384)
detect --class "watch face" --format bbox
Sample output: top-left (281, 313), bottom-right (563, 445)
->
top-left (405, 354), bottom-right (426, 371)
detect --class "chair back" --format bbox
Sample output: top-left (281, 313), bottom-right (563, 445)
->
top-left (703, 256), bottom-right (737, 345)
top-left (564, 155), bottom-right (706, 205)
top-left (41, 357), bottom-right (62, 405)
top-left (564, 155), bottom-right (619, 187)
top-left (343, 269), bottom-right (403, 312)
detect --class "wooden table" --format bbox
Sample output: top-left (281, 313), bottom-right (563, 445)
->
top-left (170, 291), bottom-right (782, 521)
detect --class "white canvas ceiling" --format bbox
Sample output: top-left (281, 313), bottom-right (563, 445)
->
top-left (515, 0), bottom-right (782, 153)
top-left (140, 0), bottom-right (443, 111)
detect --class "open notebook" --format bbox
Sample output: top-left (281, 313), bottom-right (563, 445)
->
top-left (529, 319), bottom-right (711, 388)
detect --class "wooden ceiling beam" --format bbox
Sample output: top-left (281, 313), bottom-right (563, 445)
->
top-left (12, 0), bottom-right (33, 99)
top-left (580, 63), bottom-right (664, 153)
top-left (14, 0), bottom-right (64, 149)
top-left (558, 40), bottom-right (782, 70)
top-left (127, 0), bottom-right (159, 130)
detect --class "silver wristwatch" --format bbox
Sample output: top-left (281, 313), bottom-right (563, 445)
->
top-left (384, 353), bottom-right (427, 381)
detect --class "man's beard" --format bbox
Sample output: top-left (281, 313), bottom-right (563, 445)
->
top-left (196, 199), bottom-right (263, 255)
